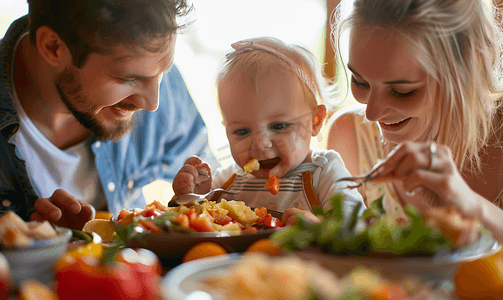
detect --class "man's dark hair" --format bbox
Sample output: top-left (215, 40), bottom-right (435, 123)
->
top-left (27, 0), bottom-right (192, 68)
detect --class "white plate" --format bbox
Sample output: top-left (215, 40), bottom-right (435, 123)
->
top-left (162, 253), bottom-right (241, 300)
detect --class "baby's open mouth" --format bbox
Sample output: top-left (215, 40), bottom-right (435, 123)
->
top-left (259, 157), bottom-right (280, 170)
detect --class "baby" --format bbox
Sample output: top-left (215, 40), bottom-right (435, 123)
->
top-left (172, 37), bottom-right (365, 225)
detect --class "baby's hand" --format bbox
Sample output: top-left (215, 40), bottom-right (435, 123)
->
top-left (172, 156), bottom-right (212, 196)
top-left (282, 207), bottom-right (320, 226)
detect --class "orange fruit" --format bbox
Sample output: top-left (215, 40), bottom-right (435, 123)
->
top-left (454, 249), bottom-right (503, 299)
top-left (182, 242), bottom-right (228, 263)
top-left (245, 238), bottom-right (282, 255)
top-left (82, 219), bottom-right (117, 243)
top-left (95, 211), bottom-right (113, 220)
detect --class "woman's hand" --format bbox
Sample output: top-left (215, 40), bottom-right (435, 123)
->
top-left (372, 141), bottom-right (481, 217)
top-left (172, 156), bottom-right (212, 196)
top-left (30, 189), bottom-right (95, 230)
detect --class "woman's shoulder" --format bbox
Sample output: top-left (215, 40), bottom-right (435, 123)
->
top-left (326, 104), bottom-right (366, 136)
top-left (328, 103), bottom-right (366, 122)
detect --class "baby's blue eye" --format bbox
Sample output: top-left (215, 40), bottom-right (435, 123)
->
top-left (233, 128), bottom-right (250, 136)
top-left (271, 123), bottom-right (290, 130)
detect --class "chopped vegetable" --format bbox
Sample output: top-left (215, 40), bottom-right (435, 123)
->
top-left (264, 175), bottom-right (280, 195)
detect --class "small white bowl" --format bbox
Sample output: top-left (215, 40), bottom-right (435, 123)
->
top-left (1, 227), bottom-right (72, 287)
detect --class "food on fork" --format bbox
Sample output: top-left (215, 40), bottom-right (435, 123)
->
top-left (264, 175), bottom-right (280, 195)
top-left (243, 158), bottom-right (260, 173)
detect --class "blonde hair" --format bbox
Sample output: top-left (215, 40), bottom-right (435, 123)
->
top-left (332, 0), bottom-right (503, 170)
top-left (217, 37), bottom-right (338, 112)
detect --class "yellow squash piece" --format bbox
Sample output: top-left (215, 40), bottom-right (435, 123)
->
top-left (217, 199), bottom-right (259, 226)
top-left (243, 158), bottom-right (260, 173)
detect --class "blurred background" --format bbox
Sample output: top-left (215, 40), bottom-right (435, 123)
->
top-left (1, 0), bottom-right (343, 202)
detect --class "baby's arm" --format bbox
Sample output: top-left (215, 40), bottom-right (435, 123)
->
top-left (172, 156), bottom-right (212, 196)
top-left (282, 208), bottom-right (320, 226)
top-left (316, 150), bottom-right (367, 216)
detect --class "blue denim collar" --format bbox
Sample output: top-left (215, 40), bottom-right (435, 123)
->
top-left (0, 15), bottom-right (28, 138)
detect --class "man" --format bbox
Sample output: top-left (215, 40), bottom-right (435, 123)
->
top-left (0, 0), bottom-right (218, 230)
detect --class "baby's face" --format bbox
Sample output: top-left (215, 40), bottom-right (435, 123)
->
top-left (219, 68), bottom-right (315, 178)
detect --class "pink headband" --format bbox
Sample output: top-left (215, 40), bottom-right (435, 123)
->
top-left (226, 39), bottom-right (318, 97)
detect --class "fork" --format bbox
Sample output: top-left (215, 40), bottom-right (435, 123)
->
top-left (170, 188), bottom-right (240, 206)
top-left (335, 171), bottom-right (376, 189)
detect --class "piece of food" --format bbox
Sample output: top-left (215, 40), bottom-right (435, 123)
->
top-left (264, 175), bottom-right (280, 195)
top-left (1, 228), bottom-right (33, 248)
top-left (26, 221), bottom-right (57, 239)
top-left (243, 158), bottom-right (260, 173)
top-left (95, 211), bottom-right (113, 220)
top-left (82, 219), bottom-right (117, 243)
top-left (182, 242), bottom-right (228, 263)
top-left (0, 211), bottom-right (63, 248)
top-left (217, 199), bottom-right (259, 226)
top-left (18, 279), bottom-right (58, 300)
top-left (254, 207), bottom-right (283, 228)
top-left (424, 206), bottom-right (481, 248)
top-left (0, 211), bottom-right (30, 234)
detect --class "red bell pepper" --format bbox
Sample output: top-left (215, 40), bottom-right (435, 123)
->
top-left (56, 248), bottom-right (163, 300)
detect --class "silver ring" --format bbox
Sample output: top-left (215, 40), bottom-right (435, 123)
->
top-left (428, 141), bottom-right (437, 171)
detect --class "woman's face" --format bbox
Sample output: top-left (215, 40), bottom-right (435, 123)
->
top-left (348, 26), bottom-right (438, 145)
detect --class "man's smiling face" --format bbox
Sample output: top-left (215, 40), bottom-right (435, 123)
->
top-left (55, 38), bottom-right (176, 141)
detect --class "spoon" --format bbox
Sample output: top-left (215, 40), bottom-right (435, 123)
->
top-left (169, 188), bottom-right (239, 206)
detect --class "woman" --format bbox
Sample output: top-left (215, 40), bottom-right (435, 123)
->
top-left (327, 0), bottom-right (503, 240)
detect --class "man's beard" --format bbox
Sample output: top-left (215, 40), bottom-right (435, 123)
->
top-left (54, 66), bottom-right (135, 142)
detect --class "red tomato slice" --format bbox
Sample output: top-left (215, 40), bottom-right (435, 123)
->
top-left (264, 175), bottom-right (279, 195)
top-left (260, 215), bottom-right (283, 228)
top-left (190, 217), bottom-right (216, 232)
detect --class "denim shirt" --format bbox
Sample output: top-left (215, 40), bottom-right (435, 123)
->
top-left (0, 16), bottom-right (218, 219)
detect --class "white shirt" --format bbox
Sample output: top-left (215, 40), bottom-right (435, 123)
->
top-left (212, 149), bottom-right (366, 216)
top-left (9, 32), bottom-right (106, 208)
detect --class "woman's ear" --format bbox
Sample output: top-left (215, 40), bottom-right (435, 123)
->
top-left (36, 26), bottom-right (70, 67)
top-left (311, 104), bottom-right (327, 136)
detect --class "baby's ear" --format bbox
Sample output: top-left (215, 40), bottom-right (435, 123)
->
top-left (311, 105), bottom-right (326, 136)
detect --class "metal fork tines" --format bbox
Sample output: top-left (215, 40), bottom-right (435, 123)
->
top-left (335, 172), bottom-right (376, 189)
